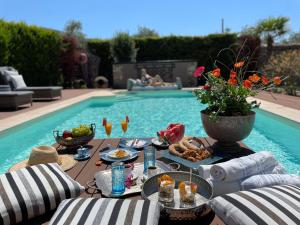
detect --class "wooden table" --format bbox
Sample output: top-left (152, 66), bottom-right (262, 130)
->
top-left (24, 137), bottom-right (254, 225)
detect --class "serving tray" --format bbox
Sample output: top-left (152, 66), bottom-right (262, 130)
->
top-left (141, 171), bottom-right (213, 220)
top-left (160, 150), bottom-right (223, 170)
top-left (94, 161), bottom-right (172, 197)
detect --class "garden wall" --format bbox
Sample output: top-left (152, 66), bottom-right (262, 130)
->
top-left (113, 60), bottom-right (197, 88)
top-left (0, 20), bottom-right (62, 86)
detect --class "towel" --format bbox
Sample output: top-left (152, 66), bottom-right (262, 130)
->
top-left (208, 178), bottom-right (241, 197)
top-left (210, 151), bottom-right (277, 182)
top-left (209, 164), bottom-right (286, 196)
top-left (198, 164), bottom-right (213, 179)
top-left (242, 174), bottom-right (300, 190)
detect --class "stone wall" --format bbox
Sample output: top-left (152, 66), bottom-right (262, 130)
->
top-left (113, 60), bottom-right (197, 89)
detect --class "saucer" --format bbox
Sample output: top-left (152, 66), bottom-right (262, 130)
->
top-left (151, 138), bottom-right (169, 148)
top-left (74, 153), bottom-right (90, 161)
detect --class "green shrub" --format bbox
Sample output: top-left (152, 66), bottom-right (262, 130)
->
top-left (135, 34), bottom-right (237, 72)
top-left (110, 32), bottom-right (138, 63)
top-left (0, 25), bottom-right (9, 65)
top-left (263, 50), bottom-right (300, 96)
top-left (87, 34), bottom-right (237, 82)
top-left (0, 20), bottom-right (62, 86)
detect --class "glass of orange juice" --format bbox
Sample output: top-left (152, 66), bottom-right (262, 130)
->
top-left (105, 123), bottom-right (112, 137)
top-left (121, 120), bottom-right (128, 136)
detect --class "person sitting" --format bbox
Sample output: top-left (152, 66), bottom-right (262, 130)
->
top-left (127, 68), bottom-right (182, 90)
top-left (141, 68), bottom-right (164, 86)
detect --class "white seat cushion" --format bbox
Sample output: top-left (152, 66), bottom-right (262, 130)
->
top-left (9, 75), bottom-right (27, 89)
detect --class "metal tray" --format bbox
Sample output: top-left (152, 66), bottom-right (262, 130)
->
top-left (141, 171), bottom-right (213, 220)
top-left (160, 149), bottom-right (223, 169)
top-left (94, 161), bottom-right (172, 197)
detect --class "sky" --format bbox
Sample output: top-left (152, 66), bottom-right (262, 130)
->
top-left (1, 0), bottom-right (300, 39)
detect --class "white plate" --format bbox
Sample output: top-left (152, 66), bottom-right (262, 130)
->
top-left (119, 139), bottom-right (151, 149)
top-left (107, 149), bottom-right (131, 159)
top-left (151, 138), bottom-right (168, 147)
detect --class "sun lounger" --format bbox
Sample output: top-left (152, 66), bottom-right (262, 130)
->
top-left (0, 90), bottom-right (33, 110)
top-left (0, 67), bottom-right (62, 100)
top-left (15, 86), bottom-right (62, 100)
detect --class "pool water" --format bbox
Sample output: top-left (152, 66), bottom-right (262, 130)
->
top-left (0, 91), bottom-right (299, 174)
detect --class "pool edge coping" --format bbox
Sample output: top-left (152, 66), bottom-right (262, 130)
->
top-left (0, 89), bottom-right (299, 133)
top-left (0, 90), bottom-right (116, 132)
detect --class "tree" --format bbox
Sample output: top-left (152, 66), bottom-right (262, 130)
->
top-left (241, 17), bottom-right (289, 57)
top-left (64, 20), bottom-right (86, 48)
top-left (255, 17), bottom-right (289, 43)
top-left (134, 26), bottom-right (159, 38)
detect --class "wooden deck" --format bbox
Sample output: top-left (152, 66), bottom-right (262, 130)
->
top-left (23, 137), bottom-right (254, 225)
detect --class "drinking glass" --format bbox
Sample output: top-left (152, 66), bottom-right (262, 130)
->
top-left (111, 162), bottom-right (125, 195)
top-left (120, 120), bottom-right (128, 137)
top-left (144, 145), bottom-right (156, 174)
top-left (105, 123), bottom-right (112, 137)
top-left (179, 181), bottom-right (197, 207)
top-left (158, 179), bottom-right (175, 203)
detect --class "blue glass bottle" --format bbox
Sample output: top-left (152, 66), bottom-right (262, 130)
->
top-left (111, 162), bottom-right (125, 195)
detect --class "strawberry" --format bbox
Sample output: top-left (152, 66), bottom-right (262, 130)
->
top-left (102, 118), bottom-right (107, 126)
top-left (126, 115), bottom-right (129, 123)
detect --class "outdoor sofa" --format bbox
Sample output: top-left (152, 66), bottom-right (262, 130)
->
top-left (0, 85), bottom-right (33, 110)
top-left (0, 67), bottom-right (62, 100)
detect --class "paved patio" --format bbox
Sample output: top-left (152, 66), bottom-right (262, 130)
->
top-left (0, 89), bottom-right (94, 120)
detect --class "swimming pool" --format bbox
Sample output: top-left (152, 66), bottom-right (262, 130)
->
top-left (0, 91), bottom-right (299, 174)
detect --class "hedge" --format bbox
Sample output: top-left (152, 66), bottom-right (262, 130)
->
top-left (87, 39), bottom-right (113, 84)
top-left (87, 34), bottom-right (238, 84)
top-left (0, 19), bottom-right (238, 87)
top-left (0, 25), bottom-right (9, 65)
top-left (0, 20), bottom-right (62, 86)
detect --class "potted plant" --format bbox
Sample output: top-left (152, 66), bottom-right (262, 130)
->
top-left (193, 46), bottom-right (284, 152)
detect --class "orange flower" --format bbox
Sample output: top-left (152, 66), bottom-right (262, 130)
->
top-left (248, 74), bottom-right (260, 83)
top-left (212, 68), bottom-right (221, 77)
top-left (273, 76), bottom-right (282, 86)
top-left (230, 70), bottom-right (237, 79)
top-left (243, 79), bottom-right (252, 89)
top-left (234, 61), bottom-right (245, 68)
top-left (228, 78), bottom-right (237, 86)
top-left (261, 75), bottom-right (269, 85)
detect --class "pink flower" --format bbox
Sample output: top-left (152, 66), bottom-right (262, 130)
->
top-left (125, 174), bottom-right (133, 189)
top-left (193, 66), bottom-right (205, 77)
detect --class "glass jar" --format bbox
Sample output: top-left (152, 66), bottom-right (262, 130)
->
top-left (179, 181), bottom-right (197, 207)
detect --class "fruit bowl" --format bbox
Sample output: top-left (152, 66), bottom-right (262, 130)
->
top-left (53, 124), bottom-right (96, 149)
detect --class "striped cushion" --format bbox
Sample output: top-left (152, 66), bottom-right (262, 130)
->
top-left (0, 163), bottom-right (84, 225)
top-left (208, 185), bottom-right (300, 225)
top-left (49, 198), bottom-right (160, 225)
